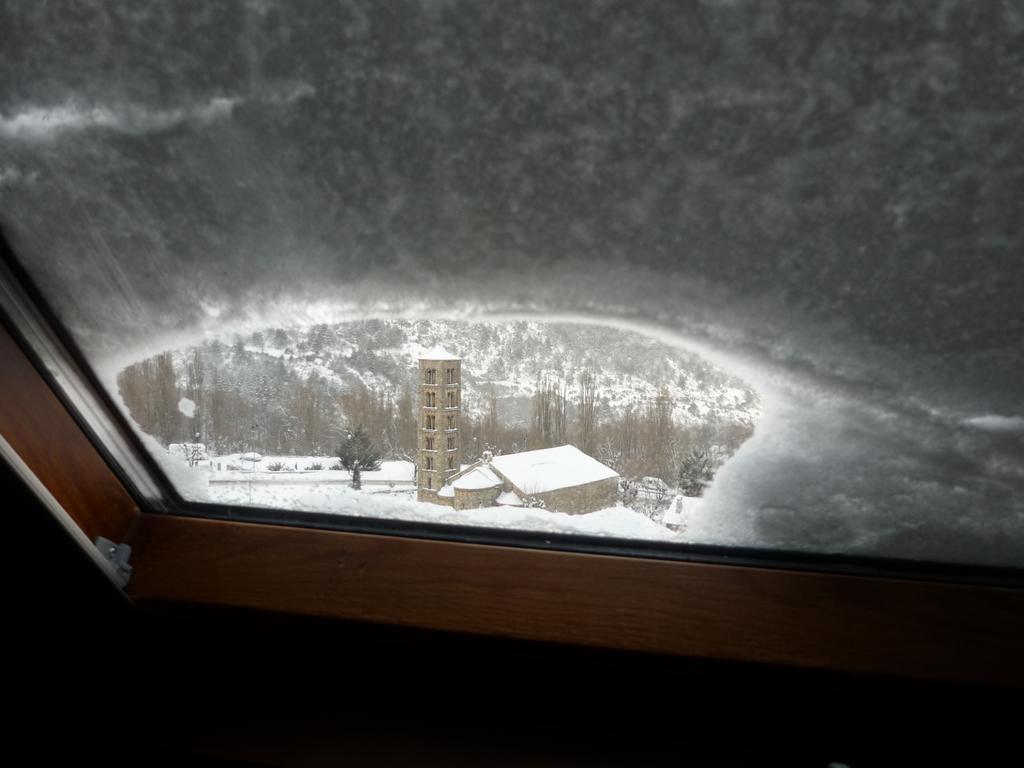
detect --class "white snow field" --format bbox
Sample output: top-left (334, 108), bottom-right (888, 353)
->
top-left (204, 479), bottom-right (679, 541)
top-left (173, 451), bottom-right (682, 542)
top-left (206, 455), bottom-right (417, 485)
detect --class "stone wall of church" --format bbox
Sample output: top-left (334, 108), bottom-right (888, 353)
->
top-left (433, 492), bottom-right (455, 509)
top-left (453, 486), bottom-right (500, 510)
top-left (518, 476), bottom-right (620, 515)
top-left (440, 471), bottom-right (619, 514)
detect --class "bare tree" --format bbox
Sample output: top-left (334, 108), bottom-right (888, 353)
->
top-left (184, 349), bottom-right (205, 443)
top-left (530, 376), bottom-right (551, 448)
top-left (577, 369), bottom-right (598, 456)
top-left (642, 388), bottom-right (675, 482)
top-left (484, 385), bottom-right (499, 445)
top-left (530, 376), bottom-right (568, 448)
top-left (182, 439), bottom-right (205, 468)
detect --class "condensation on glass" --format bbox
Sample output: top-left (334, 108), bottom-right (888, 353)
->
top-left (1, 1), bottom-right (1022, 568)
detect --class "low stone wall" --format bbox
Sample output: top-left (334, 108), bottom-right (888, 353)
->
top-left (454, 486), bottom-right (500, 510)
top-left (419, 488), bottom-right (455, 508)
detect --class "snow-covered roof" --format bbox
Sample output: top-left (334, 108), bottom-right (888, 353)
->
top-left (490, 445), bottom-right (619, 495)
top-left (419, 346), bottom-right (461, 361)
top-left (437, 484), bottom-right (455, 498)
top-left (662, 507), bottom-right (684, 527)
top-left (663, 495), bottom-right (703, 527)
top-left (451, 465), bottom-right (502, 490)
top-left (495, 490), bottom-right (523, 507)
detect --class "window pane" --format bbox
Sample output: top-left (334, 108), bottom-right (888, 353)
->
top-left (1, 2), bottom-right (1022, 568)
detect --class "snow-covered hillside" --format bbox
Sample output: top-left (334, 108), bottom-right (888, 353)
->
top-left (200, 319), bottom-right (760, 428)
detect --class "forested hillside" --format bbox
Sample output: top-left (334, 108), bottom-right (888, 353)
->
top-left (117, 320), bottom-right (758, 485)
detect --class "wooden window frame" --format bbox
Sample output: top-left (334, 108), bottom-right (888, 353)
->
top-left (2, 281), bottom-right (1023, 688)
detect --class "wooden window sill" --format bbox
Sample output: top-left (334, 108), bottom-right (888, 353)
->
top-left (126, 511), bottom-right (1024, 686)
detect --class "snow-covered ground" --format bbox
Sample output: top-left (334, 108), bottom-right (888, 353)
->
top-left (662, 495), bottom-right (703, 531)
top-left (205, 455), bottom-right (416, 485)
top-left (204, 478), bottom-right (681, 541)
top-left (170, 451), bottom-right (682, 541)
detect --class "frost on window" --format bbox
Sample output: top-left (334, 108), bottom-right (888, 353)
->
top-left (1, 2), bottom-right (1022, 566)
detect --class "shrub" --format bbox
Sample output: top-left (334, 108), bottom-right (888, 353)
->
top-left (336, 424), bottom-right (384, 489)
top-left (266, 461), bottom-right (285, 471)
top-left (308, 462), bottom-right (324, 471)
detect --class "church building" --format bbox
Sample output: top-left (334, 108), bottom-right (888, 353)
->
top-left (417, 351), bottom-right (620, 514)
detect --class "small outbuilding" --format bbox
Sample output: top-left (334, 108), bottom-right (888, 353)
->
top-left (438, 444), bottom-right (619, 514)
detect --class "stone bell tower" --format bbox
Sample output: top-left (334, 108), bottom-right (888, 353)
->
top-left (417, 349), bottom-right (461, 503)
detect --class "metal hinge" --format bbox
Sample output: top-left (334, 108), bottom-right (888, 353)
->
top-left (94, 536), bottom-right (133, 588)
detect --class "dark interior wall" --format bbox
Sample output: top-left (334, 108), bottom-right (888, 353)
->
top-left (4, 454), bottom-right (1019, 767)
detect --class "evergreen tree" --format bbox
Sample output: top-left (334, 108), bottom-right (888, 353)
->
top-left (677, 446), bottom-right (714, 497)
top-left (336, 424), bottom-right (383, 490)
